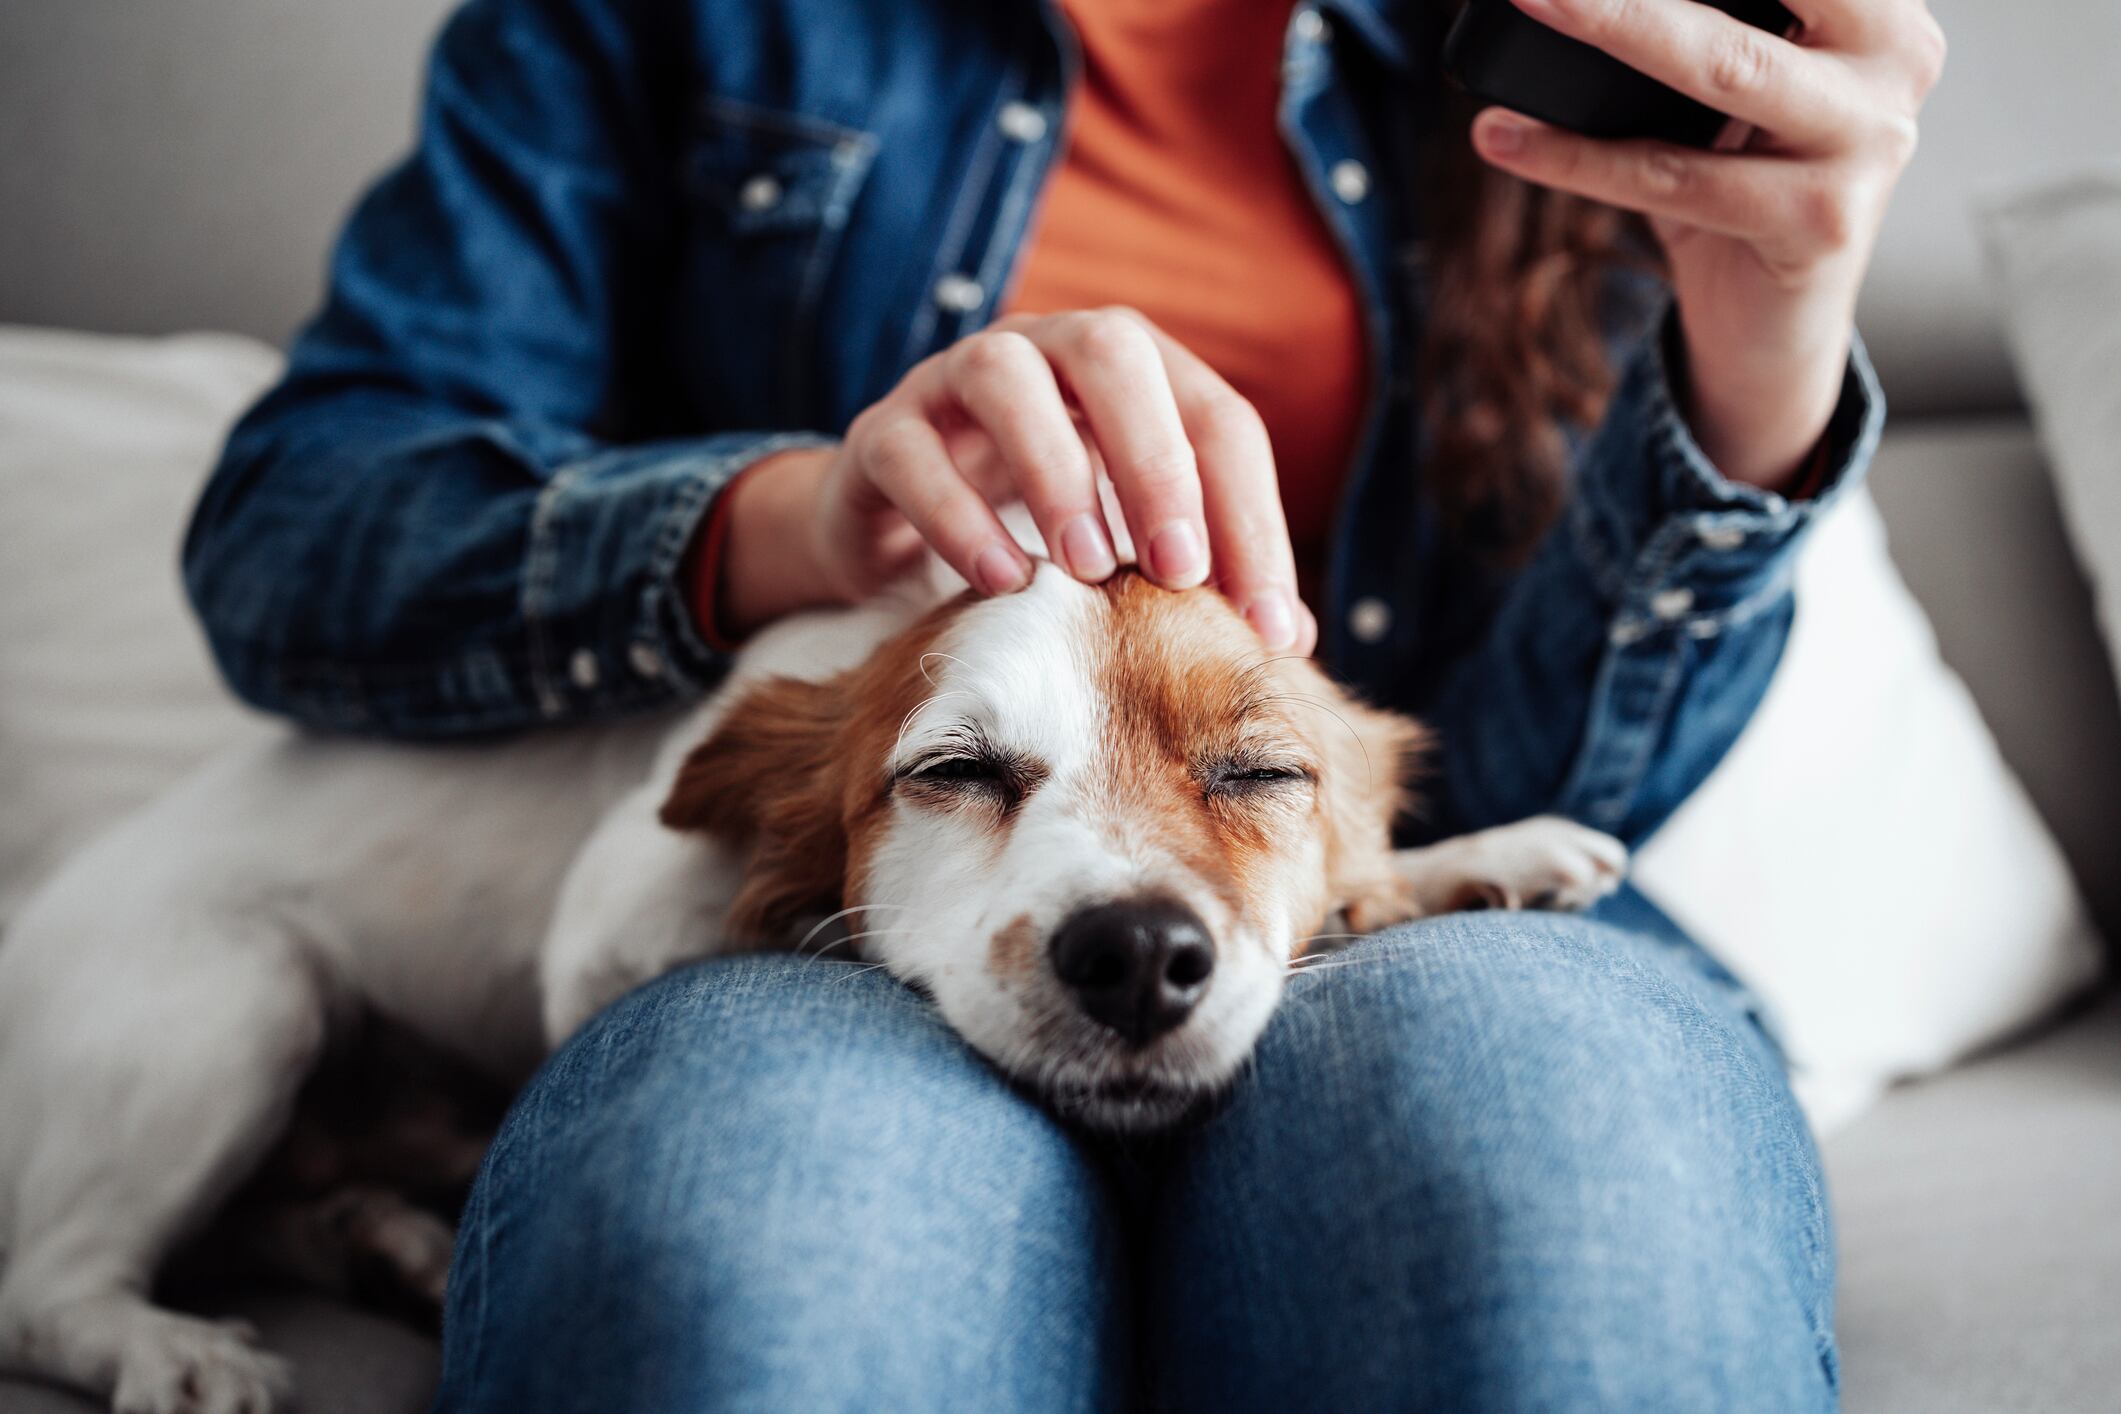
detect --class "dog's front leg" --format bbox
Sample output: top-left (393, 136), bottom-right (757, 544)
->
top-left (1391, 816), bottom-right (1629, 917)
top-left (538, 781), bottom-right (747, 1046)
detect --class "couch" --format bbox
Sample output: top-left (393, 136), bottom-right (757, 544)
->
top-left (2, 1), bottom-right (2116, 1410)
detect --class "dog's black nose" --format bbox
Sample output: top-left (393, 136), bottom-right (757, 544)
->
top-left (1049, 897), bottom-right (1215, 1045)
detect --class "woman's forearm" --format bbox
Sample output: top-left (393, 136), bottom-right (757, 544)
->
top-left (1672, 279), bottom-right (1856, 494)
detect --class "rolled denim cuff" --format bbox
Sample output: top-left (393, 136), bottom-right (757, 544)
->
top-left (1567, 310), bottom-right (1886, 649)
top-left (522, 430), bottom-right (836, 718)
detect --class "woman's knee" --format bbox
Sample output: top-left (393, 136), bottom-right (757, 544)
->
top-left (439, 956), bottom-right (1126, 1411)
top-left (1151, 911), bottom-right (1834, 1411)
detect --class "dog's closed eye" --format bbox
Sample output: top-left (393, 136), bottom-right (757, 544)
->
top-left (1202, 759), bottom-right (1314, 799)
top-left (896, 749), bottom-right (1046, 809)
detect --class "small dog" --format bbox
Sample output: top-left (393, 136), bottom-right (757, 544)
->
top-left (0, 559), bottom-right (1623, 1413)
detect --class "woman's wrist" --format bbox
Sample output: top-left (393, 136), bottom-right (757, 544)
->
top-left (707, 445), bottom-right (842, 640)
top-left (1673, 291), bottom-right (1852, 495)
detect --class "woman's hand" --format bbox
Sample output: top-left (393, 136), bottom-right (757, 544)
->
top-left (1471, 0), bottom-right (1946, 488)
top-left (717, 308), bottom-right (1316, 651)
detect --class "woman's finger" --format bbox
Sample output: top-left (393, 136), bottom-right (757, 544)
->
top-left (1776, 0), bottom-right (1927, 56)
top-left (930, 330), bottom-right (1117, 582)
top-left (1032, 310), bottom-right (1211, 590)
top-left (851, 407), bottom-right (1032, 596)
top-left (1473, 110), bottom-right (1864, 260)
top-left (1135, 321), bottom-right (1305, 652)
top-left (1506, 0), bottom-right (1858, 150)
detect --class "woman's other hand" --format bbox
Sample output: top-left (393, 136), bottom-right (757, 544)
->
top-left (718, 308), bottom-right (1315, 652)
top-left (1471, 0), bottom-right (1946, 488)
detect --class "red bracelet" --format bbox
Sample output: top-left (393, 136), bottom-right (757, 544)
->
top-left (685, 462), bottom-right (766, 654)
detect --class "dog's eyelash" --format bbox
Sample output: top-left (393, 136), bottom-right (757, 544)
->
top-left (910, 756), bottom-right (1005, 783)
top-left (895, 748), bottom-right (1045, 803)
top-left (1205, 761), bottom-right (1314, 795)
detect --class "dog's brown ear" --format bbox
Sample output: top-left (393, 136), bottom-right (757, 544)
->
top-left (660, 675), bottom-right (848, 944)
top-left (1308, 676), bottom-right (1429, 934)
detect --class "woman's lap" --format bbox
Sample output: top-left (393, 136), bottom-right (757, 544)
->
top-left (434, 895), bottom-right (1833, 1413)
top-left (1149, 903), bottom-right (1833, 1412)
top-left (434, 956), bottom-right (1129, 1413)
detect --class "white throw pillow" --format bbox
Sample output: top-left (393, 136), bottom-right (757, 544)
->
top-left (1980, 165), bottom-right (2121, 702)
top-left (1635, 490), bottom-right (2105, 1133)
top-left (0, 326), bottom-right (283, 922)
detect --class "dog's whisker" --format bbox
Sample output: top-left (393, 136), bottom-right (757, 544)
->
top-left (830, 926), bottom-right (923, 953)
top-left (916, 651), bottom-right (970, 686)
top-left (894, 689), bottom-right (972, 759)
top-left (1284, 956), bottom-right (1385, 977)
top-left (1254, 691), bottom-right (1374, 787)
top-left (792, 903), bottom-right (915, 958)
top-left (1286, 933), bottom-right (1375, 964)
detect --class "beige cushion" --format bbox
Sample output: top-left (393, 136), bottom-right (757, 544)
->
top-left (0, 326), bottom-right (281, 922)
top-left (1635, 485), bottom-right (2103, 1132)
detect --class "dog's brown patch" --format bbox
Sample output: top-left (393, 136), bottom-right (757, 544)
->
top-left (661, 601), bottom-right (971, 942)
top-left (987, 912), bottom-right (1041, 986)
top-left (1088, 574), bottom-right (1426, 941)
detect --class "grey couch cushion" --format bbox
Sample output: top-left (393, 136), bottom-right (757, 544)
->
top-left (1828, 991), bottom-right (2121, 1414)
top-left (1867, 418), bottom-right (2121, 943)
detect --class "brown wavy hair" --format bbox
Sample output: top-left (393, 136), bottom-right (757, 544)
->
top-left (1419, 81), bottom-right (1654, 561)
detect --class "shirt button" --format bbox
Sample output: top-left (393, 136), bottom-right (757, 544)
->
top-left (932, 273), bottom-right (986, 313)
top-left (736, 174), bottom-right (783, 213)
top-left (1292, 8), bottom-right (1330, 43)
top-left (1697, 525), bottom-right (1747, 551)
top-left (569, 649), bottom-right (601, 690)
top-left (1650, 588), bottom-right (1697, 622)
top-left (1348, 597), bottom-right (1393, 644)
top-left (996, 101), bottom-right (1048, 143)
top-left (627, 642), bottom-right (665, 680)
top-left (1330, 159), bottom-right (1370, 204)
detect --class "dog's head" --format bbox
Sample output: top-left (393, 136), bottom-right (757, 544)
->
top-left (660, 565), bottom-right (1424, 1129)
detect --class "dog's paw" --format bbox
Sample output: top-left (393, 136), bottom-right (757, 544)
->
top-left (111, 1312), bottom-right (293, 1414)
top-left (1398, 816), bottom-right (1628, 915)
top-left (343, 1188), bottom-right (455, 1309)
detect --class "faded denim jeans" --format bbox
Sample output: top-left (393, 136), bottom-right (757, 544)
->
top-left (433, 889), bottom-right (1833, 1412)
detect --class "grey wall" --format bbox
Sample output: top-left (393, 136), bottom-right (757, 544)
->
top-left (0, 0), bottom-right (454, 345)
top-left (3, 0), bottom-right (2119, 413)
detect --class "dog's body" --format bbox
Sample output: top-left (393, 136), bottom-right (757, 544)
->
top-left (0, 561), bottom-right (1624, 1413)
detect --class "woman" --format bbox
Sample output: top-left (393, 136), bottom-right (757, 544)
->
top-left (186, 0), bottom-right (1942, 1407)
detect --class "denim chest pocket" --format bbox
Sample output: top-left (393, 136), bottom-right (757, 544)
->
top-left (673, 96), bottom-right (879, 426)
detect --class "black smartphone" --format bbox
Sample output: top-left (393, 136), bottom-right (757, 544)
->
top-left (1442, 0), bottom-right (1797, 148)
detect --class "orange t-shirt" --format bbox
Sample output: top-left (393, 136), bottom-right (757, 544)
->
top-left (1003, 0), bottom-right (1369, 563)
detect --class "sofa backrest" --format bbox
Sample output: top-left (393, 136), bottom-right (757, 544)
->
top-left (7, 0), bottom-right (2120, 417)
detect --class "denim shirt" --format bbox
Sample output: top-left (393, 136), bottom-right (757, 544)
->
top-left (185, 0), bottom-right (1883, 848)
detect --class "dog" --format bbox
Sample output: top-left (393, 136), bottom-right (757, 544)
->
top-left (0, 556), bottom-right (1625, 1413)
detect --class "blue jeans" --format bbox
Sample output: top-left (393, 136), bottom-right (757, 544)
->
top-left (434, 892), bottom-right (1834, 1412)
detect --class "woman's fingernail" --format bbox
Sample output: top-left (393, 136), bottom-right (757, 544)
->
top-left (974, 543), bottom-right (1030, 595)
top-left (1059, 514), bottom-right (1117, 581)
top-left (1147, 522), bottom-right (1207, 588)
top-left (1244, 592), bottom-right (1298, 652)
top-left (1478, 113), bottom-right (1529, 157)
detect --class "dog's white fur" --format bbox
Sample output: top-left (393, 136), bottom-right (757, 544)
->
top-left (0, 560), bottom-right (1623, 1413)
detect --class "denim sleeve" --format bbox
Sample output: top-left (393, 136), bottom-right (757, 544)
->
top-left (183, 0), bottom-right (821, 737)
top-left (1423, 310), bottom-right (1886, 848)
